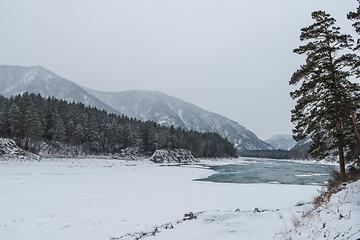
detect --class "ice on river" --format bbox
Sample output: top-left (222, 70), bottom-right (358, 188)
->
top-left (0, 158), bottom-right (321, 240)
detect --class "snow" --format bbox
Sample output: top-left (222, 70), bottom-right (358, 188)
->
top-left (284, 180), bottom-right (360, 239)
top-left (0, 158), bottom-right (356, 240)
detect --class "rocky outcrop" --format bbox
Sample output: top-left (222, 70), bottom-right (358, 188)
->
top-left (150, 149), bottom-right (198, 164)
top-left (0, 138), bottom-right (40, 160)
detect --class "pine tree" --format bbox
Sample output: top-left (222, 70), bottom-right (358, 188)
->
top-left (0, 95), bottom-right (5, 136)
top-left (348, 0), bottom-right (360, 50)
top-left (66, 119), bottom-right (75, 144)
top-left (25, 105), bottom-right (43, 141)
top-left (54, 117), bottom-right (66, 143)
top-left (347, 0), bottom-right (360, 163)
top-left (73, 123), bottom-right (85, 146)
top-left (8, 101), bottom-right (20, 138)
top-left (290, 10), bottom-right (360, 182)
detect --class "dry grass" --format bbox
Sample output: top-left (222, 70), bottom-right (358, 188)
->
top-left (311, 190), bottom-right (332, 209)
top-left (290, 214), bottom-right (301, 228)
top-left (280, 163), bottom-right (360, 239)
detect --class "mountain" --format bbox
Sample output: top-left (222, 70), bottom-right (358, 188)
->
top-left (85, 89), bottom-right (274, 153)
top-left (0, 65), bottom-right (273, 154)
top-left (265, 134), bottom-right (312, 159)
top-left (287, 137), bottom-right (312, 159)
top-left (0, 65), bottom-right (119, 114)
top-left (265, 134), bottom-right (297, 150)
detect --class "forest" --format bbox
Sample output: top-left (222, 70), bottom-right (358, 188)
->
top-left (0, 92), bottom-right (236, 158)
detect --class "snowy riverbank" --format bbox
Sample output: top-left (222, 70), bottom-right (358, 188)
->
top-left (0, 158), bottom-right (357, 239)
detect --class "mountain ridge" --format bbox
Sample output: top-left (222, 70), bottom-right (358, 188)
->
top-left (0, 65), bottom-right (120, 114)
top-left (265, 134), bottom-right (297, 150)
top-left (85, 88), bottom-right (274, 153)
top-left (0, 65), bottom-right (274, 153)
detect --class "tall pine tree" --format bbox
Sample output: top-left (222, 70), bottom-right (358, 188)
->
top-left (290, 10), bottom-right (360, 182)
top-left (348, 0), bottom-right (360, 50)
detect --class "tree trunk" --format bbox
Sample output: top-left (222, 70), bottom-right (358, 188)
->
top-left (350, 109), bottom-right (360, 156)
top-left (337, 121), bottom-right (346, 182)
top-left (328, 43), bottom-right (346, 182)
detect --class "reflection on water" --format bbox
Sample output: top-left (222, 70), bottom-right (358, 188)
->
top-left (195, 159), bottom-right (337, 186)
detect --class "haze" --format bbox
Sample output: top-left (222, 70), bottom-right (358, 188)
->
top-left (0, 0), bottom-right (357, 140)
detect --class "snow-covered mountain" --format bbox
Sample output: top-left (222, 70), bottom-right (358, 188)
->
top-left (287, 136), bottom-right (312, 159)
top-left (0, 65), bottom-right (119, 114)
top-left (0, 65), bottom-right (273, 153)
top-left (265, 134), bottom-right (296, 150)
top-left (85, 89), bottom-right (274, 153)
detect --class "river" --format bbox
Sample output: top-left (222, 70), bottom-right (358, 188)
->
top-left (195, 158), bottom-right (337, 185)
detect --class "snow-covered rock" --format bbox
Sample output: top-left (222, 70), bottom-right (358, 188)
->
top-left (150, 149), bottom-right (198, 163)
top-left (0, 138), bottom-right (40, 160)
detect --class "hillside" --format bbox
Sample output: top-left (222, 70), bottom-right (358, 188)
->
top-left (85, 89), bottom-right (274, 153)
top-left (287, 137), bottom-right (312, 160)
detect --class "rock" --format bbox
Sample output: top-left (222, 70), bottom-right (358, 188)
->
top-left (183, 212), bottom-right (197, 221)
top-left (0, 138), bottom-right (40, 161)
top-left (150, 149), bottom-right (198, 164)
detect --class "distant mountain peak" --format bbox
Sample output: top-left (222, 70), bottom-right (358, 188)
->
top-left (265, 134), bottom-right (296, 150)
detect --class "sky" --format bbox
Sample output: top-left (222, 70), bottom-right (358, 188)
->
top-left (0, 0), bottom-right (358, 140)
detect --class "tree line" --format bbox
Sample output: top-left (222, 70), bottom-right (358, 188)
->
top-left (0, 92), bottom-right (236, 158)
top-left (290, 1), bottom-right (360, 181)
top-left (239, 150), bottom-right (289, 159)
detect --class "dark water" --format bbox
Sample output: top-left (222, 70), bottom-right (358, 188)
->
top-left (195, 159), bottom-right (337, 186)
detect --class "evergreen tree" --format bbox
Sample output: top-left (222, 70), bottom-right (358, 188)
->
top-left (73, 123), bottom-right (85, 146)
top-left (348, 0), bottom-right (360, 50)
top-left (347, 0), bottom-right (360, 163)
top-left (0, 95), bottom-right (6, 136)
top-left (54, 117), bottom-right (66, 143)
top-left (66, 119), bottom-right (75, 144)
top-left (290, 11), bottom-right (360, 181)
top-left (8, 101), bottom-right (20, 138)
top-left (25, 105), bottom-right (43, 141)
top-left (0, 92), bottom-right (236, 158)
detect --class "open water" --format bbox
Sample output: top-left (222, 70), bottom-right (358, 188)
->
top-left (195, 158), bottom-right (338, 186)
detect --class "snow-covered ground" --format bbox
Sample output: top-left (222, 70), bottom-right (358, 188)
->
top-left (284, 180), bottom-right (360, 239)
top-left (0, 158), bottom-right (357, 240)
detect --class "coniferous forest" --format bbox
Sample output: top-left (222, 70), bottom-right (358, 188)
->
top-left (0, 92), bottom-right (236, 158)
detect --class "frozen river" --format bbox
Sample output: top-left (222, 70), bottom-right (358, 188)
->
top-left (196, 158), bottom-right (337, 185)
top-left (0, 158), bottom-right (324, 240)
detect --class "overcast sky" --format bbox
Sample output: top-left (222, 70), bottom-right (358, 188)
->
top-left (0, 0), bottom-right (358, 140)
